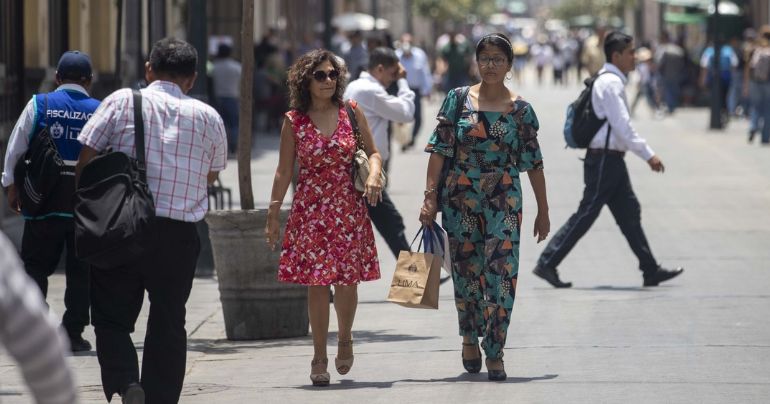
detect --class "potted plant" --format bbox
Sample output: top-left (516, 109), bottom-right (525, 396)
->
top-left (206, 0), bottom-right (308, 340)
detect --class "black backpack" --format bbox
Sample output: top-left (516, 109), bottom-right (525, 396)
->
top-left (74, 90), bottom-right (156, 269)
top-left (13, 95), bottom-right (66, 216)
top-left (563, 71), bottom-right (612, 148)
top-left (436, 86), bottom-right (470, 210)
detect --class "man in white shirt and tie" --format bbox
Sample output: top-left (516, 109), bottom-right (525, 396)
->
top-left (534, 31), bottom-right (683, 288)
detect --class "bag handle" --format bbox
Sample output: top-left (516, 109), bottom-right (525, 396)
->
top-left (345, 100), bottom-right (364, 151)
top-left (132, 90), bottom-right (147, 182)
top-left (409, 226), bottom-right (428, 252)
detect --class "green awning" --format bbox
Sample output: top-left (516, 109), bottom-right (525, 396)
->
top-left (664, 11), bottom-right (707, 24)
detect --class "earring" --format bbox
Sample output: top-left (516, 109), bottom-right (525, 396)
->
top-left (505, 71), bottom-right (513, 81)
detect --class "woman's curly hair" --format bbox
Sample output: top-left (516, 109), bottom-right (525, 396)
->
top-left (287, 49), bottom-right (348, 113)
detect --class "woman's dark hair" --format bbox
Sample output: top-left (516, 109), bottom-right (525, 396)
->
top-left (149, 37), bottom-right (197, 78)
top-left (603, 31), bottom-right (633, 62)
top-left (287, 49), bottom-right (348, 113)
top-left (475, 33), bottom-right (514, 64)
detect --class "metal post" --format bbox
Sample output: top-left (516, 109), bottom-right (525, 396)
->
top-left (709, 0), bottom-right (723, 129)
top-left (323, 0), bottom-right (333, 50)
top-left (115, 0), bottom-right (123, 89)
top-left (187, 0), bottom-right (207, 101)
top-left (406, 0), bottom-right (413, 34)
top-left (372, 0), bottom-right (378, 23)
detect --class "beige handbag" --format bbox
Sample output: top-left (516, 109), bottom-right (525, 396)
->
top-left (345, 101), bottom-right (387, 192)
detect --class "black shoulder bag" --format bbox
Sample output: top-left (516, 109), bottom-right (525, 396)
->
top-left (436, 86), bottom-right (470, 210)
top-left (74, 90), bottom-right (156, 269)
top-left (13, 94), bottom-right (65, 216)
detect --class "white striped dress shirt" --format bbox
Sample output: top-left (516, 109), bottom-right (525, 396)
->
top-left (78, 80), bottom-right (228, 222)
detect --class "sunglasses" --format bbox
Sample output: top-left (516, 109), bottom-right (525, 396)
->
top-left (312, 69), bottom-right (340, 82)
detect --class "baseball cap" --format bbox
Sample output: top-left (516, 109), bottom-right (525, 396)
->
top-left (56, 50), bottom-right (93, 81)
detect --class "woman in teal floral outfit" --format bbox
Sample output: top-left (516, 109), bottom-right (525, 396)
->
top-left (420, 33), bottom-right (550, 381)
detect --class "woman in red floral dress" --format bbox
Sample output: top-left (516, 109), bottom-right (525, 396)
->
top-left (265, 50), bottom-right (383, 387)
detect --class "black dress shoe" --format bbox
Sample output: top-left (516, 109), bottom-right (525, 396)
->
top-left (121, 383), bottom-right (145, 404)
top-left (68, 334), bottom-right (92, 353)
top-left (486, 358), bottom-right (507, 381)
top-left (462, 343), bottom-right (482, 373)
top-left (643, 266), bottom-right (684, 287)
top-left (533, 265), bottom-right (572, 288)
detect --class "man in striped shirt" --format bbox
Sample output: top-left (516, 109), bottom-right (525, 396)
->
top-left (76, 37), bottom-right (227, 404)
top-left (0, 230), bottom-right (78, 404)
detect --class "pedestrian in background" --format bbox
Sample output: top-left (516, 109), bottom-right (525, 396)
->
top-left (439, 32), bottom-right (473, 92)
top-left (211, 43), bottom-right (242, 155)
top-left (345, 47), bottom-right (415, 258)
top-left (344, 30), bottom-right (369, 80)
top-left (396, 33), bottom-right (433, 151)
top-left (265, 49), bottom-right (383, 387)
top-left (745, 25), bottom-right (770, 145)
top-left (421, 33), bottom-right (550, 381)
top-left (655, 32), bottom-right (685, 114)
top-left (534, 31), bottom-right (683, 289)
top-left (0, 230), bottom-right (78, 404)
top-left (1, 50), bottom-right (99, 353)
top-left (699, 38), bottom-right (739, 124)
top-left (76, 37), bottom-right (227, 403)
top-left (581, 25), bottom-right (607, 77)
top-left (630, 47), bottom-right (661, 118)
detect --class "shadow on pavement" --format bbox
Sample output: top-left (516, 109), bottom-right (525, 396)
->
top-left (571, 285), bottom-right (652, 292)
top-left (186, 329), bottom-right (438, 354)
top-left (284, 373), bottom-right (559, 390)
top-left (398, 373), bottom-right (559, 384)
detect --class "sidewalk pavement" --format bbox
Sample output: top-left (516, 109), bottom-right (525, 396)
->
top-left (2, 76), bottom-right (770, 403)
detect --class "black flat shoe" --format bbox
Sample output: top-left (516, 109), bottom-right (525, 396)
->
top-left (68, 334), bottom-right (92, 353)
top-left (533, 265), bottom-right (572, 288)
top-left (643, 266), bottom-right (684, 287)
top-left (121, 383), bottom-right (145, 404)
top-left (462, 343), bottom-right (482, 373)
top-left (486, 358), bottom-right (507, 381)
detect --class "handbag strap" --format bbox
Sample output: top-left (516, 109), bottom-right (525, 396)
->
top-left (132, 90), bottom-right (147, 182)
top-left (449, 86), bottom-right (470, 168)
top-left (345, 100), bottom-right (364, 151)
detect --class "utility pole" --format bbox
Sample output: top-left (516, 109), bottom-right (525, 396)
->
top-left (372, 0), bottom-right (379, 24)
top-left (238, 0), bottom-right (255, 210)
top-left (323, 0), bottom-right (333, 50)
top-left (709, 0), bottom-right (723, 129)
top-left (187, 0), bottom-right (207, 101)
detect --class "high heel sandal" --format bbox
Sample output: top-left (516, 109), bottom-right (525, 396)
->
top-left (462, 342), bottom-right (482, 373)
top-left (485, 358), bottom-right (507, 381)
top-left (309, 358), bottom-right (330, 386)
top-left (335, 340), bottom-right (354, 375)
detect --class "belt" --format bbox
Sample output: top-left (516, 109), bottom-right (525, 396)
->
top-left (587, 148), bottom-right (625, 157)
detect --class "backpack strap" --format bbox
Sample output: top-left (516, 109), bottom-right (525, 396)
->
top-left (132, 90), bottom-right (147, 183)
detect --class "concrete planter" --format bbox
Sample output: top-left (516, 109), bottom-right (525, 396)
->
top-left (206, 210), bottom-right (308, 340)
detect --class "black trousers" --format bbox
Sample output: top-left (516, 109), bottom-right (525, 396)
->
top-left (537, 152), bottom-right (658, 274)
top-left (21, 217), bottom-right (90, 336)
top-left (367, 189), bottom-right (410, 258)
top-left (91, 218), bottom-right (199, 403)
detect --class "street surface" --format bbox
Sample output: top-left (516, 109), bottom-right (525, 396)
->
top-left (2, 70), bottom-right (769, 403)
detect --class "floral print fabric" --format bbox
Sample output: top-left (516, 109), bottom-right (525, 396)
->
top-left (426, 87), bottom-right (544, 359)
top-left (278, 106), bottom-right (380, 286)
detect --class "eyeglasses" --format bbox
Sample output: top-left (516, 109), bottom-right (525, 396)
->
top-left (478, 56), bottom-right (507, 67)
top-left (312, 69), bottom-right (340, 82)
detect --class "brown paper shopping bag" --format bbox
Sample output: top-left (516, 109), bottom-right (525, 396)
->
top-left (387, 250), bottom-right (442, 309)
